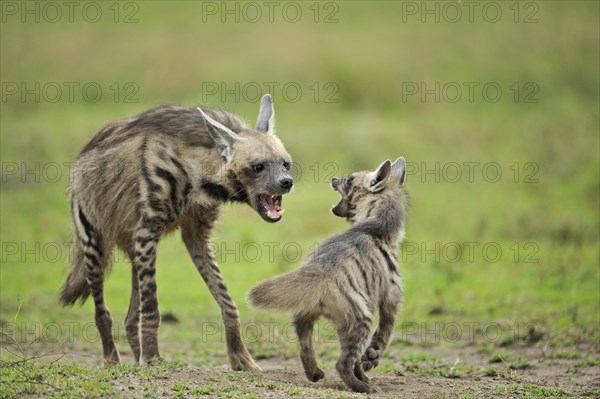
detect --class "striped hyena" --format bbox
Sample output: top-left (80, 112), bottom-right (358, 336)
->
top-left (60, 94), bottom-right (292, 371)
top-left (248, 158), bottom-right (407, 393)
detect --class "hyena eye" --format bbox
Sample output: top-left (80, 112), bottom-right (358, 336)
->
top-left (252, 164), bottom-right (264, 173)
top-left (283, 161), bottom-right (291, 171)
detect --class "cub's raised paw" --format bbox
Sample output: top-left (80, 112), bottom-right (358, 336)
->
top-left (361, 347), bottom-right (380, 371)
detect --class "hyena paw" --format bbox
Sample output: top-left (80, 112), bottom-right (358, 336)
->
top-left (230, 350), bottom-right (262, 372)
top-left (140, 355), bottom-right (163, 366)
top-left (361, 347), bottom-right (380, 371)
top-left (306, 367), bottom-right (325, 382)
top-left (350, 380), bottom-right (371, 394)
top-left (103, 348), bottom-right (121, 366)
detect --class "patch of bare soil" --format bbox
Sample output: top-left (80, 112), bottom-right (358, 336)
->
top-left (108, 344), bottom-right (599, 398)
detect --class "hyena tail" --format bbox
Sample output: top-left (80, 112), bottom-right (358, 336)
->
top-left (60, 237), bottom-right (89, 306)
top-left (248, 268), bottom-right (324, 314)
top-left (60, 200), bottom-right (98, 306)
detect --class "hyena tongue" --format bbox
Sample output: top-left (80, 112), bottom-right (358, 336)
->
top-left (260, 195), bottom-right (281, 219)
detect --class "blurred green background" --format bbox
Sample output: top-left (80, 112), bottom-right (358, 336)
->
top-left (1, 1), bottom-right (598, 366)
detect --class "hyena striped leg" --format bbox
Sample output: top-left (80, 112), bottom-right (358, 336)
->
top-left (124, 261), bottom-right (141, 363)
top-left (133, 231), bottom-right (161, 364)
top-left (293, 313), bottom-right (324, 382)
top-left (78, 210), bottom-right (120, 364)
top-left (335, 323), bottom-right (372, 393)
top-left (181, 221), bottom-right (260, 372)
top-left (362, 293), bottom-right (401, 371)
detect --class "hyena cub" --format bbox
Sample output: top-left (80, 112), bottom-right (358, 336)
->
top-left (248, 158), bottom-right (408, 393)
top-left (60, 94), bottom-right (293, 371)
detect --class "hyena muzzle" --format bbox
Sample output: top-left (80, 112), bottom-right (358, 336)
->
top-left (60, 94), bottom-right (292, 370)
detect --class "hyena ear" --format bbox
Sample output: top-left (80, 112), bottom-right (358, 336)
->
top-left (256, 94), bottom-right (275, 133)
top-left (197, 107), bottom-right (239, 161)
top-left (391, 157), bottom-right (406, 186)
top-left (369, 160), bottom-right (392, 193)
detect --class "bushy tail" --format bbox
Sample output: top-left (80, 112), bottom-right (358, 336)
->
top-left (60, 200), bottom-right (94, 306)
top-left (248, 268), bottom-right (325, 314)
top-left (59, 236), bottom-right (90, 306)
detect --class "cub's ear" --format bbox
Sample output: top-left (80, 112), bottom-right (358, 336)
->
top-left (391, 157), bottom-right (406, 186)
top-left (256, 94), bottom-right (275, 133)
top-left (197, 107), bottom-right (239, 162)
top-left (369, 160), bottom-right (392, 193)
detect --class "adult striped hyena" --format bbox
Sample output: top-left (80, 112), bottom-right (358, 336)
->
top-left (60, 94), bottom-right (292, 371)
top-left (248, 158), bottom-right (407, 393)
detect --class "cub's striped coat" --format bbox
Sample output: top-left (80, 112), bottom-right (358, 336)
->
top-left (61, 94), bottom-right (293, 370)
top-left (248, 158), bottom-right (408, 393)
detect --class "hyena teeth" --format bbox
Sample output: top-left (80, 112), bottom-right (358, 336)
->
top-left (267, 210), bottom-right (278, 219)
top-left (259, 194), bottom-right (283, 220)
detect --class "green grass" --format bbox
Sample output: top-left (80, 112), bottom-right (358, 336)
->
top-left (492, 384), bottom-right (569, 398)
top-left (488, 353), bottom-right (533, 370)
top-left (0, 360), bottom-right (179, 398)
top-left (0, 1), bottom-right (599, 397)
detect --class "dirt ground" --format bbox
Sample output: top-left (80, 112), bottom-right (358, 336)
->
top-left (101, 344), bottom-right (599, 398)
top-left (2, 323), bottom-right (599, 398)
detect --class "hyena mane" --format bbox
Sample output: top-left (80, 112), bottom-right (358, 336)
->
top-left (61, 94), bottom-right (293, 371)
top-left (248, 157), bottom-right (408, 393)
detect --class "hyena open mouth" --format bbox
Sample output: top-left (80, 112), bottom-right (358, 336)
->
top-left (257, 194), bottom-right (284, 222)
top-left (330, 177), bottom-right (349, 218)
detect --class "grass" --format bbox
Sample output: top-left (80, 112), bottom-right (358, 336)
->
top-left (492, 384), bottom-right (568, 398)
top-left (1, 1), bottom-right (599, 398)
top-left (488, 353), bottom-right (533, 370)
top-left (0, 360), bottom-right (277, 399)
top-left (0, 360), bottom-right (160, 398)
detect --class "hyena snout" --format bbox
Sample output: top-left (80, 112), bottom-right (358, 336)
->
top-left (331, 177), bottom-right (349, 218)
top-left (279, 177), bottom-right (293, 190)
